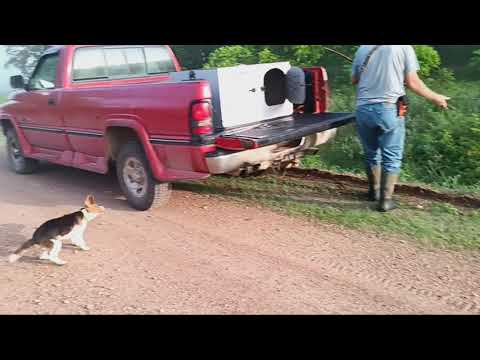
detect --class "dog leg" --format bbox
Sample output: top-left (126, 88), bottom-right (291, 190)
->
top-left (39, 240), bottom-right (55, 261)
top-left (72, 233), bottom-right (90, 251)
top-left (48, 239), bottom-right (67, 266)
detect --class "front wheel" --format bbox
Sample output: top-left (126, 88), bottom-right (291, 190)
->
top-left (5, 128), bottom-right (39, 174)
top-left (116, 141), bottom-right (171, 211)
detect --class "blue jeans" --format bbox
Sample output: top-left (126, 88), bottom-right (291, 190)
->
top-left (356, 103), bottom-right (406, 174)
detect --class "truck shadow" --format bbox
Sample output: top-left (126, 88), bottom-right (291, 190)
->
top-left (0, 153), bottom-right (133, 212)
top-left (0, 223), bottom-right (29, 258)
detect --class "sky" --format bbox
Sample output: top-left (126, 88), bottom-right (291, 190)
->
top-left (0, 45), bottom-right (21, 96)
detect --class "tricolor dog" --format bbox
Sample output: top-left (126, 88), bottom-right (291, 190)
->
top-left (8, 195), bottom-right (105, 265)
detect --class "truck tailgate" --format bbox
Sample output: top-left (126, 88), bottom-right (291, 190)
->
top-left (215, 112), bottom-right (355, 151)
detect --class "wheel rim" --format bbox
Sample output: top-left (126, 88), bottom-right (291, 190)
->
top-left (122, 157), bottom-right (148, 198)
top-left (8, 137), bottom-right (22, 162)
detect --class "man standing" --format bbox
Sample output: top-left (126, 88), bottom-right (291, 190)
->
top-left (352, 45), bottom-right (450, 212)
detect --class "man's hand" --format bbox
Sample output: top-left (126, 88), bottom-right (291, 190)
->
top-left (432, 94), bottom-right (451, 109)
top-left (405, 72), bottom-right (450, 109)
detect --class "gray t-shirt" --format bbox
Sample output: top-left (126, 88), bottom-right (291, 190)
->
top-left (352, 45), bottom-right (420, 107)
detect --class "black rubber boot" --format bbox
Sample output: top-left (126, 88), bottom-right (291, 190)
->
top-left (366, 166), bottom-right (381, 202)
top-left (378, 172), bottom-right (399, 212)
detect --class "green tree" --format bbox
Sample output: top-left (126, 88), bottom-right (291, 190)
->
top-left (203, 45), bottom-right (257, 69)
top-left (204, 45), bottom-right (450, 81)
top-left (469, 49), bottom-right (480, 68)
top-left (5, 45), bottom-right (49, 77)
top-left (258, 48), bottom-right (281, 63)
top-left (435, 45), bottom-right (480, 67)
top-left (204, 45), bottom-right (329, 68)
top-left (171, 45), bottom-right (222, 70)
top-left (412, 45), bottom-right (441, 78)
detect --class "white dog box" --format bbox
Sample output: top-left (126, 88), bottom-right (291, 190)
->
top-left (169, 62), bottom-right (295, 129)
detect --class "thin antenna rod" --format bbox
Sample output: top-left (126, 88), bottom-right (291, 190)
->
top-left (323, 47), bottom-right (354, 63)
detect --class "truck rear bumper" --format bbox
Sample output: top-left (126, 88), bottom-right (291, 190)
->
top-left (205, 129), bottom-right (338, 175)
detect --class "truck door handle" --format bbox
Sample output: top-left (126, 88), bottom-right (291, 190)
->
top-left (48, 98), bottom-right (56, 106)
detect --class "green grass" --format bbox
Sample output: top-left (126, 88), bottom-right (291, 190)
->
top-left (0, 96), bottom-right (7, 104)
top-left (177, 175), bottom-right (480, 251)
top-left (303, 160), bottom-right (480, 198)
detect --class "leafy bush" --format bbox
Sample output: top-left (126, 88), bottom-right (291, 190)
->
top-left (404, 82), bottom-right (480, 186)
top-left (203, 46), bottom-right (256, 69)
top-left (204, 45), bottom-right (329, 69)
top-left (470, 49), bottom-right (480, 68)
top-left (258, 48), bottom-right (281, 64)
top-left (204, 45), bottom-right (448, 86)
top-left (413, 45), bottom-right (441, 78)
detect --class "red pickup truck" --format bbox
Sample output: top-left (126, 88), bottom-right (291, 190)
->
top-left (0, 45), bottom-right (354, 211)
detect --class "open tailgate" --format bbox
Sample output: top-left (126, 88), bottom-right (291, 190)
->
top-left (215, 112), bottom-right (355, 151)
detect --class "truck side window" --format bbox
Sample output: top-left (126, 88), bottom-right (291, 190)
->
top-left (125, 48), bottom-right (146, 76)
top-left (28, 54), bottom-right (60, 90)
top-left (105, 48), bottom-right (146, 78)
top-left (144, 46), bottom-right (176, 74)
top-left (73, 48), bottom-right (108, 81)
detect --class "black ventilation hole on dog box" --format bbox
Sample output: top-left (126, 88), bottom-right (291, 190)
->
top-left (264, 68), bottom-right (286, 106)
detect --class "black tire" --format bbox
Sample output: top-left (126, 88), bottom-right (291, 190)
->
top-left (116, 141), bottom-right (171, 211)
top-left (5, 128), bottom-right (39, 174)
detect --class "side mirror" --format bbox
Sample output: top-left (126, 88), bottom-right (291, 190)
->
top-left (10, 75), bottom-right (25, 89)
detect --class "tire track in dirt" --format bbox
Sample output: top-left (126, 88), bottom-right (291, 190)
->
top-left (157, 197), bottom-right (480, 314)
top-left (320, 256), bottom-right (480, 314)
top-left (161, 193), bottom-right (480, 314)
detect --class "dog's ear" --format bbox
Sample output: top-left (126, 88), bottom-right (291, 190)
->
top-left (85, 195), bottom-right (96, 206)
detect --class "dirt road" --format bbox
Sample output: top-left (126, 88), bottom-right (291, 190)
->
top-left (1, 151), bottom-right (479, 315)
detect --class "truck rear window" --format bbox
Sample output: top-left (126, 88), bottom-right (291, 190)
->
top-left (72, 46), bottom-right (176, 82)
top-left (144, 47), bottom-right (176, 74)
top-left (104, 48), bottom-right (147, 78)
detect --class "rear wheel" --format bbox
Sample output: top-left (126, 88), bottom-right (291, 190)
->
top-left (5, 128), bottom-right (39, 174)
top-left (116, 141), bottom-right (171, 211)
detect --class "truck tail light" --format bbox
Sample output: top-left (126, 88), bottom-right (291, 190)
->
top-left (302, 67), bottom-right (330, 114)
top-left (190, 101), bottom-right (213, 136)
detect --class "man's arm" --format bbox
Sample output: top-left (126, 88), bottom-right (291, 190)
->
top-left (351, 48), bottom-right (361, 86)
top-left (405, 71), bottom-right (450, 109)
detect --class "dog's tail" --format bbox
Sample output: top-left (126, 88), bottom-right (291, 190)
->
top-left (8, 239), bottom-right (35, 263)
